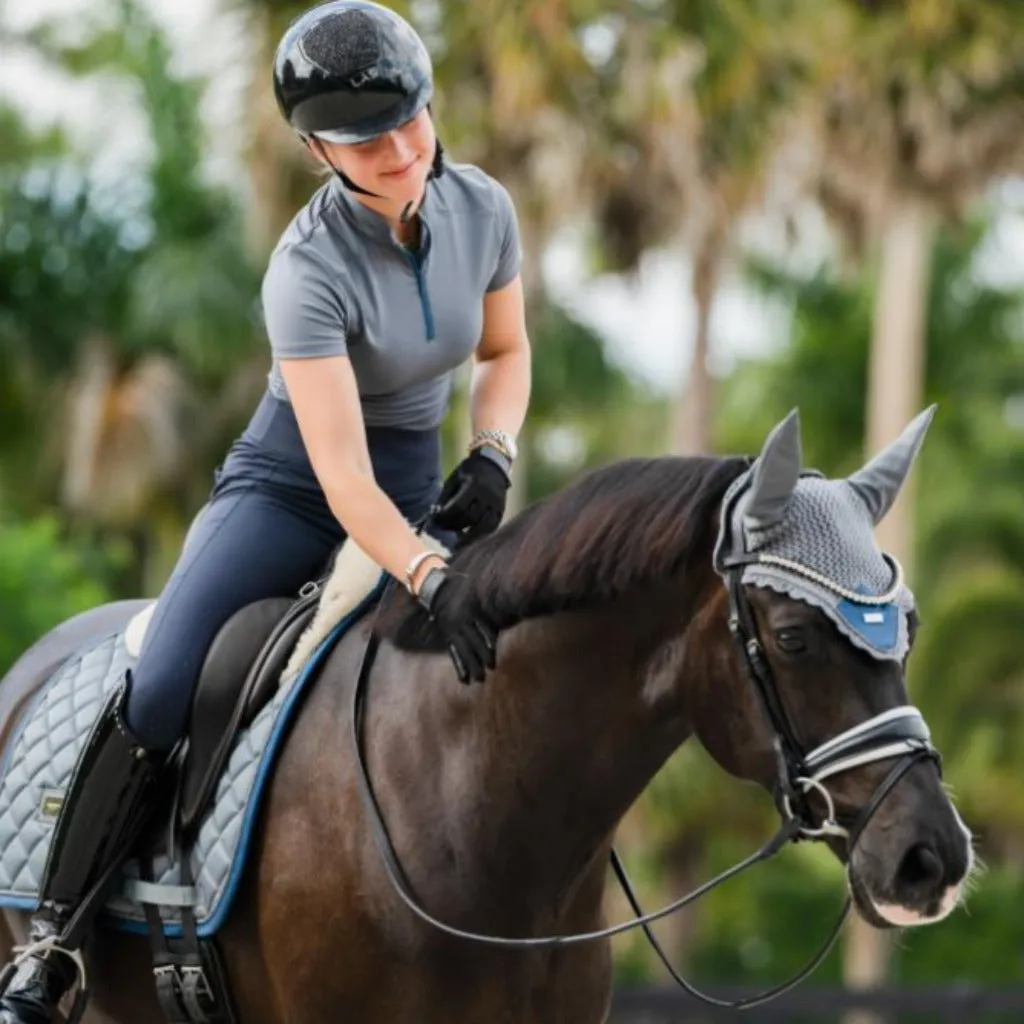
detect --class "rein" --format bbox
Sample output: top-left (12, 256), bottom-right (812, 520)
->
top-left (349, 557), bottom-right (940, 1011)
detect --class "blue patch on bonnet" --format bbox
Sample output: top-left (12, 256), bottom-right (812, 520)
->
top-left (835, 596), bottom-right (900, 653)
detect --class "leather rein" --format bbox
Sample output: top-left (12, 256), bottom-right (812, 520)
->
top-left (348, 560), bottom-right (940, 1011)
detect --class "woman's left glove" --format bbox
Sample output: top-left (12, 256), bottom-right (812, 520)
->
top-left (431, 446), bottom-right (511, 541)
top-left (416, 566), bottom-right (498, 683)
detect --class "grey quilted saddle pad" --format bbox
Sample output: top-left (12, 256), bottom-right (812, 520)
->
top-left (0, 593), bottom-right (374, 938)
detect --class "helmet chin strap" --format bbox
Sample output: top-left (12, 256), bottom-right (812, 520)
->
top-left (329, 161), bottom-right (384, 199)
top-left (312, 136), bottom-right (446, 224)
top-left (399, 138), bottom-right (446, 222)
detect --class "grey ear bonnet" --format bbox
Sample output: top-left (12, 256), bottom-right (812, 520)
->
top-left (713, 407), bottom-right (936, 662)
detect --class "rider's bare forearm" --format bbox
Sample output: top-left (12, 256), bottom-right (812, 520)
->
top-left (323, 473), bottom-right (444, 592)
top-left (470, 347), bottom-right (530, 440)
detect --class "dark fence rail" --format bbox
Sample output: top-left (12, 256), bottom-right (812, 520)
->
top-left (608, 985), bottom-right (1024, 1023)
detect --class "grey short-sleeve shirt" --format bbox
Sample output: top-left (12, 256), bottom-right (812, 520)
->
top-left (260, 161), bottom-right (522, 430)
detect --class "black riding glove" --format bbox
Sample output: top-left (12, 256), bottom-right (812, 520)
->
top-left (431, 447), bottom-right (511, 542)
top-left (416, 566), bottom-right (498, 683)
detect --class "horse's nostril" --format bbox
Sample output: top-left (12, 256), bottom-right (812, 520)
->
top-left (895, 841), bottom-right (945, 900)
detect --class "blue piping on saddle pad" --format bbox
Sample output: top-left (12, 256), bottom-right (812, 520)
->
top-left (0, 578), bottom-right (385, 940)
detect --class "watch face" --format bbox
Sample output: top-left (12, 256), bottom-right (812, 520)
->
top-left (480, 444), bottom-right (513, 474)
top-left (473, 430), bottom-right (517, 462)
top-left (492, 432), bottom-right (516, 460)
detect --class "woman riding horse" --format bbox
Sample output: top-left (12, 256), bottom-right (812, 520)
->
top-left (0, 2), bottom-right (530, 1020)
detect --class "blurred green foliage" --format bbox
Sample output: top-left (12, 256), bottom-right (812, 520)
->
top-left (0, 514), bottom-right (120, 672)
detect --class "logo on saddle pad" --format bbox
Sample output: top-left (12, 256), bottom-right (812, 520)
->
top-left (39, 789), bottom-right (64, 821)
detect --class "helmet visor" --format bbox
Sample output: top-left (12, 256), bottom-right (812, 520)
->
top-left (297, 84), bottom-right (429, 144)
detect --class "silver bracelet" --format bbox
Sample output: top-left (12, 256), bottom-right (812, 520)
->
top-left (403, 551), bottom-right (439, 594)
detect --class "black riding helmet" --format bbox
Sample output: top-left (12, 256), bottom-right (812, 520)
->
top-left (273, 0), bottom-right (445, 199)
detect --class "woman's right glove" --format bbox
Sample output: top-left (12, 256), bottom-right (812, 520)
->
top-left (430, 447), bottom-right (511, 542)
top-left (416, 565), bottom-right (497, 683)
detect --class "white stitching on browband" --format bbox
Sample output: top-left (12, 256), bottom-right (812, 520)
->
top-left (753, 552), bottom-right (904, 605)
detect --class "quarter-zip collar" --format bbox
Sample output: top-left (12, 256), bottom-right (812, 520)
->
top-left (329, 176), bottom-right (434, 254)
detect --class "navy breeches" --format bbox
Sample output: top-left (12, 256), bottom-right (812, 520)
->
top-left (126, 392), bottom-right (443, 750)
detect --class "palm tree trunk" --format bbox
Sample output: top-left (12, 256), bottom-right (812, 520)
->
top-left (61, 334), bottom-right (115, 516)
top-left (843, 194), bottom-right (935, 1024)
top-left (243, 5), bottom-right (312, 257)
top-left (863, 195), bottom-right (935, 562)
top-left (671, 215), bottom-right (726, 456)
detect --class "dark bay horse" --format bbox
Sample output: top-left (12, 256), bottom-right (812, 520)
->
top-left (0, 409), bottom-right (973, 1023)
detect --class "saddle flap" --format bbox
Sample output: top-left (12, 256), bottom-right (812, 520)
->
top-left (179, 598), bottom-right (296, 832)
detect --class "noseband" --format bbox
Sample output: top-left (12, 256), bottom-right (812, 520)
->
top-left (350, 562), bottom-right (941, 1011)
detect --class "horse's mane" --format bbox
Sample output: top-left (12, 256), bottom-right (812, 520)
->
top-left (379, 454), bottom-right (750, 651)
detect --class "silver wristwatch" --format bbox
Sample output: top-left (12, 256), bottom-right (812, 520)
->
top-left (469, 428), bottom-right (518, 463)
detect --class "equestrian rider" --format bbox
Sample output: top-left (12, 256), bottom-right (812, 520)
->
top-left (0, 2), bottom-right (530, 1019)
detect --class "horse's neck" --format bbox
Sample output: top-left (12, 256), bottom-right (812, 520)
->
top-left (373, 580), bottom-right (706, 931)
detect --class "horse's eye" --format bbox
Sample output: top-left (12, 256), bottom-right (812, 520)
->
top-left (774, 627), bottom-right (807, 654)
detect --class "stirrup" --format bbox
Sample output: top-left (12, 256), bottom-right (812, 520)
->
top-left (0, 932), bottom-right (90, 1024)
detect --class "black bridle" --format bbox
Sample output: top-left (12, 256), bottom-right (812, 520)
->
top-left (349, 562), bottom-right (941, 1011)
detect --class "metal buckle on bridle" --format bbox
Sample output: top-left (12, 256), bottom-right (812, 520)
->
top-left (782, 776), bottom-right (849, 840)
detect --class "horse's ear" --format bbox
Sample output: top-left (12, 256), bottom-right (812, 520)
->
top-left (847, 405), bottom-right (937, 524)
top-left (743, 409), bottom-right (802, 531)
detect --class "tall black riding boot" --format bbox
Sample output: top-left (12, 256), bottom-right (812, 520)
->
top-left (0, 675), bottom-right (165, 1024)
